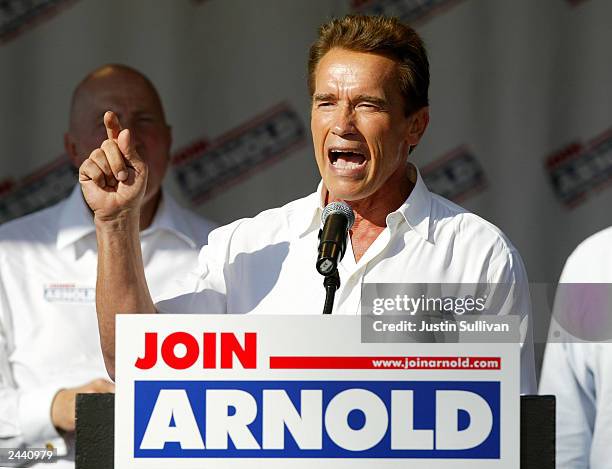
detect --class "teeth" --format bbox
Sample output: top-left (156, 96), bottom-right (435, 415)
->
top-left (329, 149), bottom-right (366, 168)
top-left (333, 158), bottom-right (363, 168)
top-left (330, 149), bottom-right (363, 155)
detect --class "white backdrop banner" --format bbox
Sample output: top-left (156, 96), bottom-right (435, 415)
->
top-left (2, 0), bottom-right (612, 373)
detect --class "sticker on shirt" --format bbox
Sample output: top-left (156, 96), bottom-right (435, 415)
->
top-left (44, 284), bottom-right (95, 303)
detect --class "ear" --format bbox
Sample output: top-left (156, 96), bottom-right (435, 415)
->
top-left (64, 132), bottom-right (82, 168)
top-left (406, 106), bottom-right (429, 147)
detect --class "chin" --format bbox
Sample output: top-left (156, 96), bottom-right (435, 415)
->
top-left (326, 185), bottom-right (367, 202)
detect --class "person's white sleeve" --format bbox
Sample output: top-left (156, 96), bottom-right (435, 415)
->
top-left (0, 259), bottom-right (63, 449)
top-left (539, 341), bottom-right (593, 469)
top-left (486, 248), bottom-right (536, 395)
top-left (538, 248), bottom-right (597, 469)
top-left (155, 220), bottom-right (244, 314)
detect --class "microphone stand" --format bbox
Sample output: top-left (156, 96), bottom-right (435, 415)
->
top-left (322, 269), bottom-right (340, 315)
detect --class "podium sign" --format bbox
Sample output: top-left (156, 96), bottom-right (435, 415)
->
top-left (115, 315), bottom-right (519, 468)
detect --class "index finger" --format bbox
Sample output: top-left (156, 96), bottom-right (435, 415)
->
top-left (104, 111), bottom-right (123, 140)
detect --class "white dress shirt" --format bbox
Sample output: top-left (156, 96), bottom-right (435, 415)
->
top-left (157, 169), bottom-right (536, 394)
top-left (0, 185), bottom-right (215, 468)
top-left (539, 226), bottom-right (612, 469)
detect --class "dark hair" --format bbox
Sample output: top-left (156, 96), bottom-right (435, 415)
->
top-left (308, 15), bottom-right (429, 116)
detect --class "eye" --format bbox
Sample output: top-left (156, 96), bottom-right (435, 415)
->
top-left (357, 102), bottom-right (379, 110)
top-left (317, 101), bottom-right (335, 108)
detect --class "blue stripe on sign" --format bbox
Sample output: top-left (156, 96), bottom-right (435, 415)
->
top-left (134, 380), bottom-right (500, 459)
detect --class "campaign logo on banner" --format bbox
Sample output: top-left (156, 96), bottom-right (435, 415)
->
top-left (545, 127), bottom-right (612, 208)
top-left (352, 0), bottom-right (464, 25)
top-left (44, 283), bottom-right (95, 303)
top-left (0, 155), bottom-right (76, 224)
top-left (421, 146), bottom-right (488, 203)
top-left (171, 103), bottom-right (306, 205)
top-left (0, 0), bottom-right (78, 45)
top-left (115, 315), bottom-right (519, 468)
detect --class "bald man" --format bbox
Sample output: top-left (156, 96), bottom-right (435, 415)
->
top-left (0, 64), bottom-right (215, 467)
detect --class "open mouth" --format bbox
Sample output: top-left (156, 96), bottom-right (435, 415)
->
top-left (328, 148), bottom-right (367, 169)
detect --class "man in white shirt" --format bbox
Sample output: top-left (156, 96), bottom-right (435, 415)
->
top-left (80, 16), bottom-right (536, 393)
top-left (539, 227), bottom-right (612, 469)
top-left (0, 64), bottom-right (215, 467)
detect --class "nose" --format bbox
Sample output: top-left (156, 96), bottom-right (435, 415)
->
top-left (331, 104), bottom-right (357, 137)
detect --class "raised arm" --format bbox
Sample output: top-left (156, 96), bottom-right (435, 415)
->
top-left (79, 111), bottom-right (157, 379)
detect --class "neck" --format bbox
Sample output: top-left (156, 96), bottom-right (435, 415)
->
top-left (139, 191), bottom-right (162, 231)
top-left (327, 163), bottom-right (416, 263)
top-left (332, 163), bottom-right (415, 232)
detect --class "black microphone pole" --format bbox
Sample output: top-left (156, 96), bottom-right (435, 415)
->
top-left (322, 269), bottom-right (340, 315)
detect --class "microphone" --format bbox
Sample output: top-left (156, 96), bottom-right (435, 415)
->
top-left (316, 201), bottom-right (355, 276)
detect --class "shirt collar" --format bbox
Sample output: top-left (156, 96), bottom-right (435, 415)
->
top-left (56, 185), bottom-right (96, 250)
top-left (143, 192), bottom-right (198, 248)
top-left (56, 185), bottom-right (198, 250)
top-left (291, 181), bottom-right (326, 238)
top-left (291, 165), bottom-right (433, 242)
top-left (395, 166), bottom-right (433, 242)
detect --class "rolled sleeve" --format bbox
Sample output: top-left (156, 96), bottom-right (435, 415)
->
top-left (0, 253), bottom-right (62, 448)
top-left (17, 383), bottom-right (63, 445)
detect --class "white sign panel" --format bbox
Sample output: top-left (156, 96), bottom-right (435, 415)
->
top-left (115, 315), bottom-right (519, 468)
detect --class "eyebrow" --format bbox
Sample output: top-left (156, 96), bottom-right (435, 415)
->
top-left (312, 93), bottom-right (388, 108)
top-left (312, 93), bottom-right (336, 102)
top-left (93, 109), bottom-right (158, 121)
